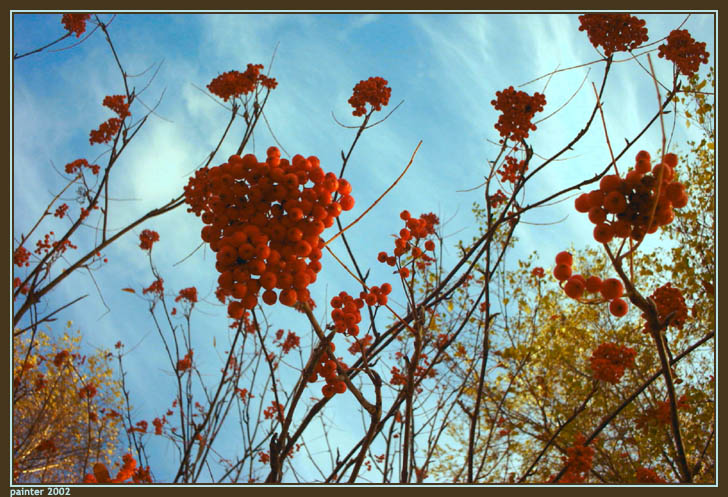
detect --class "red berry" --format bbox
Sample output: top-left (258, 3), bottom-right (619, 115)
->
top-left (609, 298), bottom-right (629, 317)
top-left (553, 263), bottom-right (572, 282)
top-left (555, 251), bottom-right (573, 266)
top-left (575, 193), bottom-right (591, 213)
top-left (585, 276), bottom-right (603, 293)
top-left (600, 278), bottom-right (624, 300)
top-left (593, 223), bottom-right (614, 243)
top-left (564, 277), bottom-right (585, 299)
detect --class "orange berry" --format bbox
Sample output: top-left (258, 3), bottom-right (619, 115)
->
top-left (599, 174), bottom-right (622, 193)
top-left (340, 195), bottom-right (355, 211)
top-left (400, 210), bottom-right (411, 220)
top-left (262, 289), bottom-right (278, 305)
top-left (603, 191), bottom-right (627, 214)
top-left (279, 288), bottom-right (297, 307)
top-left (663, 152), bottom-right (678, 168)
top-left (635, 150), bottom-right (651, 162)
top-left (588, 206), bottom-right (607, 225)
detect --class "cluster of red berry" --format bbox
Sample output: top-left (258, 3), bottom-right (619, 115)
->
top-left (138, 229), bottom-right (160, 251)
top-left (498, 155), bottom-right (528, 184)
top-left (206, 63), bottom-right (278, 102)
top-left (553, 251), bottom-right (629, 317)
top-left (61, 13), bottom-right (91, 37)
top-left (558, 434), bottom-right (594, 483)
top-left (308, 342), bottom-right (348, 398)
top-left (635, 467), bottom-right (667, 484)
top-left (89, 95), bottom-right (130, 146)
top-left (658, 29), bottom-right (710, 77)
top-left (574, 151), bottom-right (688, 244)
top-left (359, 283), bottom-right (392, 307)
top-left (578, 14), bottom-right (649, 56)
top-left (184, 147), bottom-right (354, 318)
top-left (491, 86), bottom-right (546, 142)
top-left (377, 210), bottom-right (438, 276)
top-left (649, 282), bottom-right (688, 329)
top-left (330, 291), bottom-right (364, 337)
top-left (64, 158), bottom-right (100, 175)
top-left (348, 76), bottom-right (392, 117)
top-left (589, 342), bottom-right (637, 384)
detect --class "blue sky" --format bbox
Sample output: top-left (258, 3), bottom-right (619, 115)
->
top-left (12, 12), bottom-right (715, 483)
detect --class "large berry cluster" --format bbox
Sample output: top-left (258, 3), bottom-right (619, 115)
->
top-left (658, 29), bottom-right (710, 77)
top-left (207, 64), bottom-right (278, 102)
top-left (184, 147), bottom-right (354, 318)
top-left (552, 251), bottom-right (629, 318)
top-left (491, 87), bottom-right (546, 142)
top-left (589, 342), bottom-right (637, 384)
top-left (348, 76), bottom-right (392, 117)
top-left (308, 342), bottom-right (348, 398)
top-left (498, 156), bottom-right (528, 184)
top-left (649, 282), bottom-right (688, 329)
top-left (574, 151), bottom-right (688, 244)
top-left (578, 14), bottom-right (649, 56)
top-left (89, 95), bottom-right (130, 146)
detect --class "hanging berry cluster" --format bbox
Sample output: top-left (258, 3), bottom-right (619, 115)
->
top-left (207, 63), bottom-right (277, 102)
top-left (377, 210), bottom-right (438, 276)
top-left (330, 291), bottom-right (364, 337)
top-left (589, 342), bottom-right (637, 384)
top-left (308, 342), bottom-right (348, 398)
top-left (574, 151), bottom-right (688, 244)
top-left (184, 147), bottom-right (354, 318)
top-left (658, 29), bottom-right (710, 77)
top-left (552, 251), bottom-right (629, 318)
top-left (491, 87), bottom-right (546, 143)
top-left (577, 13), bottom-right (649, 56)
top-left (649, 282), bottom-right (688, 330)
top-left (61, 13), bottom-right (91, 37)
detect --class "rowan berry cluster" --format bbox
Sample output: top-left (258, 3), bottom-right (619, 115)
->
top-left (658, 29), bottom-right (710, 77)
top-left (635, 467), bottom-right (667, 484)
top-left (64, 158), bottom-right (100, 175)
top-left (54, 203), bottom-right (69, 218)
top-left (559, 434), bottom-right (594, 483)
top-left (175, 287), bottom-right (198, 304)
top-left (13, 246), bottom-right (31, 267)
top-left (176, 350), bottom-right (193, 372)
top-left (552, 251), bottom-right (629, 317)
top-left (207, 64), bottom-right (277, 102)
top-left (330, 291), bottom-right (364, 336)
top-left (491, 86), bottom-right (546, 142)
top-left (308, 341), bottom-right (348, 398)
top-left (83, 454), bottom-right (152, 484)
top-left (138, 229), bottom-right (160, 251)
top-left (142, 278), bottom-right (164, 296)
top-left (577, 14), bottom-right (649, 56)
top-left (574, 151), bottom-right (688, 244)
top-left (89, 95), bottom-right (130, 145)
top-left (184, 147), bottom-right (354, 318)
top-left (377, 210), bottom-right (438, 276)
top-left (35, 232), bottom-right (78, 256)
top-left (649, 282), bottom-right (688, 329)
top-left (78, 382), bottom-right (97, 399)
top-left (636, 394), bottom-right (689, 429)
top-left (359, 283), bottom-right (392, 308)
top-left (498, 156), bottom-right (528, 184)
top-left (61, 13), bottom-right (91, 37)
top-left (589, 342), bottom-right (637, 384)
top-left (348, 76), bottom-right (392, 117)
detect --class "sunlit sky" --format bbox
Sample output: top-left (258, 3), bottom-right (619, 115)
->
top-left (11, 12), bottom-right (715, 482)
